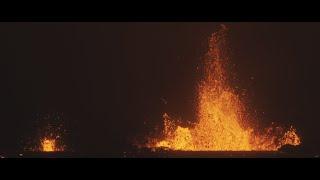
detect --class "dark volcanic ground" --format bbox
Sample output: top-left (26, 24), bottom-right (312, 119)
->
top-left (0, 152), bottom-right (317, 158)
top-left (1, 147), bottom-right (319, 158)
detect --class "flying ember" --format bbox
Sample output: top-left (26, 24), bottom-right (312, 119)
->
top-left (146, 25), bottom-right (301, 151)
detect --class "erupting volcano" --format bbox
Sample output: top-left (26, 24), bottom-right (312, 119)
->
top-left (146, 25), bottom-right (301, 151)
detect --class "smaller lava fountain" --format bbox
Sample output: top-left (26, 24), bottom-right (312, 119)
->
top-left (145, 25), bottom-right (301, 151)
top-left (38, 131), bottom-right (65, 152)
top-left (24, 113), bottom-right (67, 152)
top-left (41, 138), bottom-right (59, 152)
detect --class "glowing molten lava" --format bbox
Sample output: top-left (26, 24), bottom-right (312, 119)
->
top-left (40, 136), bottom-right (64, 152)
top-left (147, 25), bottom-right (301, 151)
top-left (41, 138), bottom-right (56, 152)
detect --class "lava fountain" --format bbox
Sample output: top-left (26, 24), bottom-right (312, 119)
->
top-left (146, 25), bottom-right (301, 151)
top-left (38, 123), bottom-right (66, 152)
top-left (40, 135), bottom-right (64, 152)
top-left (41, 138), bottom-right (57, 152)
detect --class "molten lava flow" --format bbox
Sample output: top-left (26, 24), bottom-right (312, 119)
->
top-left (147, 25), bottom-right (301, 151)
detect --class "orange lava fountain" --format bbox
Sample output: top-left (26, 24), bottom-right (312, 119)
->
top-left (41, 138), bottom-right (56, 152)
top-left (147, 25), bottom-right (301, 151)
top-left (38, 134), bottom-right (65, 152)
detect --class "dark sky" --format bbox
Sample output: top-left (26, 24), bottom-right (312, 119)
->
top-left (0, 23), bottom-right (319, 154)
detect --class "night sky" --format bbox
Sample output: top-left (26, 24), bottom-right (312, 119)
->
top-left (0, 23), bottom-right (319, 155)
